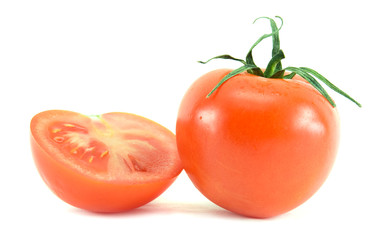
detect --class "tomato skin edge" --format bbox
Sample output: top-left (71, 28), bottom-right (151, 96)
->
top-left (31, 133), bottom-right (178, 212)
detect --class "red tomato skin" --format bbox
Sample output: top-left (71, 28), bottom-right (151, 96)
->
top-left (176, 69), bottom-right (340, 218)
top-left (31, 134), bottom-right (177, 212)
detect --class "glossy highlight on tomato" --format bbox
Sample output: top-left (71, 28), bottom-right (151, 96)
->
top-left (31, 110), bottom-right (182, 212)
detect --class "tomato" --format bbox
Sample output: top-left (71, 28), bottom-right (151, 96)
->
top-left (31, 110), bottom-right (182, 212)
top-left (176, 16), bottom-right (360, 218)
top-left (176, 69), bottom-right (340, 218)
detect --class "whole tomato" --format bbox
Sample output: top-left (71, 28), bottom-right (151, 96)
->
top-left (176, 16), bottom-right (360, 218)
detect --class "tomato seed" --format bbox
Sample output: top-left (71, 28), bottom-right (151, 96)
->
top-left (70, 147), bottom-right (79, 155)
top-left (51, 128), bottom-right (61, 133)
top-left (53, 136), bottom-right (65, 143)
top-left (100, 150), bottom-right (109, 158)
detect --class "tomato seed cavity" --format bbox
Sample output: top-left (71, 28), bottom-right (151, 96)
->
top-left (48, 122), bottom-right (110, 171)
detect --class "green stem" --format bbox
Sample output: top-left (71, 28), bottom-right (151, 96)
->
top-left (285, 67), bottom-right (336, 107)
top-left (206, 65), bottom-right (255, 98)
top-left (197, 16), bottom-right (361, 107)
top-left (300, 67), bottom-right (362, 107)
top-left (255, 16), bottom-right (283, 71)
top-left (198, 54), bottom-right (246, 65)
top-left (245, 17), bottom-right (283, 67)
top-left (264, 50), bottom-right (285, 78)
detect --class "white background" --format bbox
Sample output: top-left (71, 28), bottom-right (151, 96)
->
top-left (1, 0), bottom-right (377, 239)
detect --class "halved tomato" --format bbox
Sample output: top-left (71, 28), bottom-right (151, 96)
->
top-left (30, 110), bottom-right (182, 212)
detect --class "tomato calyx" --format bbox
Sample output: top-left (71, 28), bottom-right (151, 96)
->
top-left (199, 16), bottom-right (361, 108)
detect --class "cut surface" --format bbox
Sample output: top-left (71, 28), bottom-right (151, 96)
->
top-left (32, 110), bottom-right (181, 183)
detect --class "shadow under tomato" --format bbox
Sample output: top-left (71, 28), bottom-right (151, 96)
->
top-left (68, 200), bottom-right (245, 220)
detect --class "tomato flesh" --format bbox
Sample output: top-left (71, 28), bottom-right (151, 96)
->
top-left (31, 110), bottom-right (182, 212)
